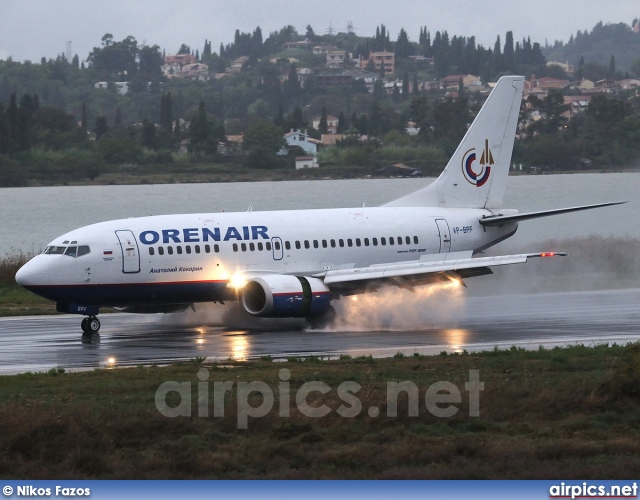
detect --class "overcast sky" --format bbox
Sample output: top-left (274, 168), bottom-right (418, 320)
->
top-left (1, 0), bottom-right (639, 62)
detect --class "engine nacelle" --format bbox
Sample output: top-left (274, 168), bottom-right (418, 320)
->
top-left (241, 275), bottom-right (331, 318)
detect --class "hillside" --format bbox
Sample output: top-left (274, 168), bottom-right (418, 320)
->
top-left (543, 21), bottom-right (640, 75)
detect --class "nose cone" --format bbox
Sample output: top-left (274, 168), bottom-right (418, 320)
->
top-left (15, 257), bottom-right (50, 287)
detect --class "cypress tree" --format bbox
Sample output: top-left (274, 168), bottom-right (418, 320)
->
top-left (319, 106), bottom-right (328, 134)
top-left (81, 102), bottom-right (88, 133)
top-left (7, 93), bottom-right (18, 152)
top-left (0, 103), bottom-right (10, 154)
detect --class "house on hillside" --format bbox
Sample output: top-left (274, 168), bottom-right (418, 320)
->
top-left (440, 75), bottom-right (481, 89)
top-left (360, 51), bottom-right (395, 74)
top-left (279, 129), bottom-right (319, 156)
top-left (283, 39), bottom-right (313, 50)
top-left (326, 50), bottom-right (347, 68)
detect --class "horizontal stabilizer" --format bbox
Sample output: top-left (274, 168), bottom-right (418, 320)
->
top-left (479, 201), bottom-right (627, 226)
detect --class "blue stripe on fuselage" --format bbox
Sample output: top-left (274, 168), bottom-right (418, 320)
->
top-left (22, 281), bottom-right (232, 307)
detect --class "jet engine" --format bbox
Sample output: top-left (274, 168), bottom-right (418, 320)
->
top-left (241, 275), bottom-right (331, 318)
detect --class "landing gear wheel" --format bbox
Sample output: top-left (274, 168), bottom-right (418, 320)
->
top-left (81, 316), bottom-right (101, 334)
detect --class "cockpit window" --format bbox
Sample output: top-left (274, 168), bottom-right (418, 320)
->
top-left (46, 246), bottom-right (66, 255)
top-left (44, 245), bottom-right (90, 257)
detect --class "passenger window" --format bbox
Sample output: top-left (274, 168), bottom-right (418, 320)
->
top-left (214, 244), bottom-right (220, 253)
top-left (347, 239), bottom-right (352, 247)
top-left (249, 243), bottom-right (255, 251)
top-left (158, 247), bottom-right (165, 255)
top-left (364, 238), bottom-right (369, 246)
top-left (186, 245), bottom-right (192, 254)
top-left (195, 245), bottom-right (201, 254)
top-left (77, 246), bottom-right (91, 257)
top-left (313, 240), bottom-right (319, 249)
top-left (372, 238), bottom-right (378, 246)
top-left (322, 240), bottom-right (327, 248)
top-left (205, 244), bottom-right (211, 253)
top-left (177, 246), bottom-right (183, 254)
top-left (295, 241), bottom-right (301, 249)
top-left (285, 241), bottom-right (291, 250)
top-left (258, 242), bottom-right (264, 251)
top-left (413, 236), bottom-right (419, 244)
top-left (149, 247), bottom-right (155, 256)
top-left (266, 242), bottom-right (272, 251)
top-left (339, 239), bottom-right (344, 247)
top-left (389, 237), bottom-right (394, 246)
top-left (64, 246), bottom-right (77, 257)
top-left (167, 246), bottom-right (174, 255)
top-left (406, 236), bottom-right (411, 245)
top-left (397, 237), bottom-right (402, 245)
top-left (330, 239), bottom-right (336, 248)
top-left (304, 240), bottom-right (310, 249)
top-left (381, 237), bottom-right (386, 246)
top-left (233, 243), bottom-right (238, 252)
top-left (356, 238), bottom-right (361, 247)
top-left (241, 243), bottom-right (247, 252)
top-left (275, 241), bottom-right (281, 251)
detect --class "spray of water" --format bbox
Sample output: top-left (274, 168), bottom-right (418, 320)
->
top-left (160, 236), bottom-right (639, 331)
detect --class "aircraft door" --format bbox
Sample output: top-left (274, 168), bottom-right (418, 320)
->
top-left (115, 230), bottom-right (141, 273)
top-left (271, 237), bottom-right (283, 260)
top-left (435, 219), bottom-right (451, 253)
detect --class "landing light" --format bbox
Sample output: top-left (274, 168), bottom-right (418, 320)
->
top-left (107, 356), bottom-right (116, 366)
top-left (229, 273), bottom-right (247, 289)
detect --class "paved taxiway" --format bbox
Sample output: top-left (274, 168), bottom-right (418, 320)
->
top-left (0, 288), bottom-right (639, 374)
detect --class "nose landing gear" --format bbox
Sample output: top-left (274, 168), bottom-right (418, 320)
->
top-left (81, 316), bottom-right (101, 334)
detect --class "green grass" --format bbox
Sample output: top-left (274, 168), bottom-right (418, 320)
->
top-left (1, 344), bottom-right (639, 479)
top-left (0, 254), bottom-right (56, 316)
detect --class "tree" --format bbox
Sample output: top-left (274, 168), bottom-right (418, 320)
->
top-left (31, 107), bottom-right (88, 150)
top-left (140, 119), bottom-right (158, 150)
top-left (81, 103), bottom-right (88, 134)
top-left (160, 92), bottom-right (173, 134)
top-left (95, 116), bottom-right (109, 140)
top-left (190, 100), bottom-right (220, 155)
top-left (395, 28), bottom-right (413, 59)
top-left (402, 72), bottom-right (409, 99)
top-left (0, 103), bottom-right (10, 154)
top-left (242, 120), bottom-right (284, 169)
top-left (337, 112), bottom-right (346, 134)
top-left (410, 94), bottom-right (430, 142)
top-left (319, 106), bottom-right (328, 134)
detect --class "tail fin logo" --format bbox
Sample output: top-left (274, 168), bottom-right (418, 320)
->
top-left (462, 139), bottom-right (494, 187)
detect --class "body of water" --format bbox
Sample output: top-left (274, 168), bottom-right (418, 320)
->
top-left (1, 173), bottom-right (636, 256)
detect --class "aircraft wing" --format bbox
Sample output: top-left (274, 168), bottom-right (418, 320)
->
top-left (316, 252), bottom-right (567, 295)
top-left (479, 201), bottom-right (626, 226)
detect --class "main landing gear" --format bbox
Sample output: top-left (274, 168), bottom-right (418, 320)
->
top-left (81, 316), bottom-right (101, 334)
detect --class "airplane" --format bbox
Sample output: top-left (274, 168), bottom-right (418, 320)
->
top-left (15, 75), bottom-right (624, 334)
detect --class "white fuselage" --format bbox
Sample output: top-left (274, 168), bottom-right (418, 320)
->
top-left (16, 206), bottom-right (517, 308)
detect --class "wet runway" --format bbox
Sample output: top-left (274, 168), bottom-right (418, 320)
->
top-left (0, 288), bottom-right (639, 374)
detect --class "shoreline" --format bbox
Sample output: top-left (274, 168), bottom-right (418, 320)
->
top-left (6, 166), bottom-right (640, 188)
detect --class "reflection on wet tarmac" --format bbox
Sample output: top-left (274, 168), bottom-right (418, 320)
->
top-left (1, 288), bottom-right (640, 374)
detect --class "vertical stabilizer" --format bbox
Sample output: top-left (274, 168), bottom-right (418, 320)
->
top-left (384, 75), bottom-right (525, 209)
